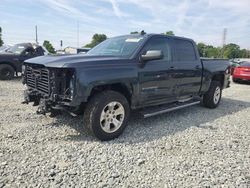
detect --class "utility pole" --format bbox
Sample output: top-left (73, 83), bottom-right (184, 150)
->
top-left (60, 40), bottom-right (63, 50)
top-left (221, 28), bottom-right (227, 58)
top-left (77, 21), bottom-right (79, 48)
top-left (35, 25), bottom-right (38, 44)
top-left (222, 28), bottom-right (227, 47)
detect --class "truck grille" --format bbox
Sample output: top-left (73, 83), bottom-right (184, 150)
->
top-left (26, 66), bottom-right (50, 94)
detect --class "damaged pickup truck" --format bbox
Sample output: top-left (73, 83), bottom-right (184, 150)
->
top-left (22, 33), bottom-right (230, 141)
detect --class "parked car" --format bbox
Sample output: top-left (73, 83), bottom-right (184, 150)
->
top-left (0, 43), bottom-right (48, 80)
top-left (232, 61), bottom-right (250, 82)
top-left (230, 59), bottom-right (242, 75)
top-left (22, 34), bottom-right (231, 141)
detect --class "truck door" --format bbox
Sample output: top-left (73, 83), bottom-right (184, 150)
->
top-left (172, 39), bottom-right (202, 98)
top-left (138, 36), bottom-right (176, 106)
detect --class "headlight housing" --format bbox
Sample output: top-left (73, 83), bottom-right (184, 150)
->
top-left (51, 68), bottom-right (75, 101)
top-left (22, 65), bottom-right (25, 75)
top-left (68, 74), bottom-right (75, 100)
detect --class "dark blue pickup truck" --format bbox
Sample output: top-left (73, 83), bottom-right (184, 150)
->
top-left (0, 43), bottom-right (47, 80)
top-left (22, 33), bottom-right (230, 140)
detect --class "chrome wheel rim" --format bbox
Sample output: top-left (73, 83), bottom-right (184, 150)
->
top-left (100, 101), bottom-right (125, 133)
top-left (213, 86), bottom-right (221, 104)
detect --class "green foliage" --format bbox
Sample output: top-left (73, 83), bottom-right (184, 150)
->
top-left (43, 40), bottom-right (55, 54)
top-left (197, 42), bottom-right (250, 58)
top-left (0, 27), bottom-right (4, 47)
top-left (85, 34), bottom-right (107, 48)
top-left (197, 43), bottom-right (206, 57)
top-left (221, 43), bottom-right (241, 59)
top-left (197, 43), bottom-right (220, 58)
top-left (130, 31), bottom-right (139, 34)
top-left (239, 49), bottom-right (250, 58)
top-left (165, 31), bottom-right (175, 36)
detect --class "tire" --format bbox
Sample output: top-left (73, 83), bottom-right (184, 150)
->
top-left (203, 81), bottom-right (222, 109)
top-left (83, 90), bottom-right (130, 141)
top-left (0, 64), bottom-right (15, 80)
top-left (233, 78), bottom-right (239, 83)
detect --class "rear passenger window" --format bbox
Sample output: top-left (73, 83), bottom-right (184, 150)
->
top-left (175, 39), bottom-right (196, 61)
top-left (143, 37), bottom-right (171, 61)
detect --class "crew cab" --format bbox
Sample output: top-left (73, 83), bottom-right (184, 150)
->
top-left (0, 43), bottom-right (47, 80)
top-left (22, 34), bottom-right (230, 141)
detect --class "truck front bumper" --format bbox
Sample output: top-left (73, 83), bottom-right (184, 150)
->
top-left (23, 89), bottom-right (79, 116)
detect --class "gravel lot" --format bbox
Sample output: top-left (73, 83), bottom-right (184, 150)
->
top-left (0, 78), bottom-right (250, 187)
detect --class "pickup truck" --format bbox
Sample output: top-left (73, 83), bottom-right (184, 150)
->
top-left (0, 43), bottom-right (47, 80)
top-left (22, 34), bottom-right (230, 141)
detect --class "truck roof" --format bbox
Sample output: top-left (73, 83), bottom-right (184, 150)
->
top-left (117, 33), bottom-right (195, 43)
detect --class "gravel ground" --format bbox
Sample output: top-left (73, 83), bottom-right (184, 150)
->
top-left (0, 78), bottom-right (250, 188)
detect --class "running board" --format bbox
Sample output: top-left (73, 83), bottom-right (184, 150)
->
top-left (141, 100), bottom-right (201, 118)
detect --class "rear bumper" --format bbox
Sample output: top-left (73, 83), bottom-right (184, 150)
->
top-left (233, 74), bottom-right (250, 81)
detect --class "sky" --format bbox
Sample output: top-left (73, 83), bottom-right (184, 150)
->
top-left (0, 0), bottom-right (250, 50)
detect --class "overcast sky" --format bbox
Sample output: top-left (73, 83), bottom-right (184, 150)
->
top-left (0, 0), bottom-right (249, 49)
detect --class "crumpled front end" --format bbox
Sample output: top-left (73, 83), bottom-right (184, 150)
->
top-left (22, 63), bottom-right (76, 115)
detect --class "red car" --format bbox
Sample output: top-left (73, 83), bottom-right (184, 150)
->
top-left (232, 61), bottom-right (250, 82)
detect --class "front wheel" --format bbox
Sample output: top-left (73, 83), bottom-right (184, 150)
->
top-left (83, 90), bottom-right (130, 141)
top-left (0, 64), bottom-right (15, 80)
top-left (203, 81), bottom-right (222, 109)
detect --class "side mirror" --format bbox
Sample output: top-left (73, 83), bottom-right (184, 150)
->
top-left (141, 50), bottom-right (163, 61)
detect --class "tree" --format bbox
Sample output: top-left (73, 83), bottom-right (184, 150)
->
top-left (165, 31), bottom-right (175, 36)
top-left (0, 27), bottom-right (4, 47)
top-left (222, 43), bottom-right (241, 59)
top-left (197, 42), bottom-right (249, 59)
top-left (197, 43), bottom-right (220, 58)
top-left (85, 34), bottom-right (107, 48)
top-left (239, 49), bottom-right (250, 58)
top-left (197, 43), bottom-right (206, 57)
top-left (130, 31), bottom-right (139, 34)
top-left (43, 40), bottom-right (55, 54)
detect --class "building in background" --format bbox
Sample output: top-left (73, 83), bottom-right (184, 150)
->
top-left (64, 47), bottom-right (91, 54)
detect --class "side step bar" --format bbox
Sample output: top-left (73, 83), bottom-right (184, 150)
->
top-left (141, 100), bottom-right (201, 118)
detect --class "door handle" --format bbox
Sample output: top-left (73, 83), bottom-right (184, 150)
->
top-left (170, 66), bottom-right (175, 70)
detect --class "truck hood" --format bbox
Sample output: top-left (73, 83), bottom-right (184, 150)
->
top-left (24, 54), bottom-right (130, 68)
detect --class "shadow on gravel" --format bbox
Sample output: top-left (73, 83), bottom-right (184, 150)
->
top-left (50, 97), bottom-right (250, 144)
top-left (6, 76), bottom-right (22, 82)
top-left (0, 76), bottom-right (22, 83)
top-left (233, 81), bottom-right (250, 85)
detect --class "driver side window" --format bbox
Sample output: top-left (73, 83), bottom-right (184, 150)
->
top-left (143, 37), bottom-right (172, 61)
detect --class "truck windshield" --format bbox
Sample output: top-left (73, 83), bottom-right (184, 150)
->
top-left (7, 44), bottom-right (26, 54)
top-left (87, 36), bottom-right (145, 58)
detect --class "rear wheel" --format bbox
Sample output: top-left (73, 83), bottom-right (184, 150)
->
top-left (203, 81), bottom-right (222, 109)
top-left (0, 64), bottom-right (15, 80)
top-left (233, 78), bottom-right (239, 83)
top-left (83, 90), bottom-right (130, 141)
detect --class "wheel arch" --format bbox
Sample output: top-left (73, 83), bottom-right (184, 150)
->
top-left (211, 73), bottom-right (225, 88)
top-left (0, 62), bottom-right (17, 72)
top-left (88, 82), bottom-right (133, 105)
